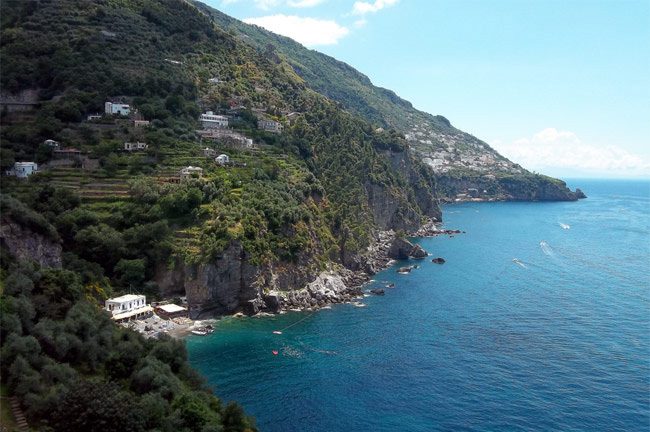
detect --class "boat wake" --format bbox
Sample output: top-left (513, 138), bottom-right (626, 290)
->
top-left (512, 258), bottom-right (528, 269)
top-left (558, 222), bottom-right (571, 230)
top-left (539, 240), bottom-right (555, 256)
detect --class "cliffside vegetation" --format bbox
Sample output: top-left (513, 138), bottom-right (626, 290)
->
top-left (1, 0), bottom-right (440, 428)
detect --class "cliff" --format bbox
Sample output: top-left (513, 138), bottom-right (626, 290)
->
top-left (436, 173), bottom-right (585, 201)
top-left (0, 195), bottom-right (62, 268)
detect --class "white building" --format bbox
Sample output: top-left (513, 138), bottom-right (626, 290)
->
top-left (204, 147), bottom-right (217, 158)
top-left (215, 154), bottom-right (229, 165)
top-left (6, 162), bottom-right (38, 178)
top-left (87, 114), bottom-right (102, 121)
top-left (179, 166), bottom-right (203, 179)
top-left (105, 101), bottom-right (130, 116)
top-left (105, 294), bottom-right (152, 322)
top-left (44, 139), bottom-right (60, 148)
top-left (124, 142), bottom-right (148, 151)
top-left (133, 120), bottom-right (150, 127)
top-left (200, 111), bottom-right (228, 129)
top-left (257, 118), bottom-right (283, 134)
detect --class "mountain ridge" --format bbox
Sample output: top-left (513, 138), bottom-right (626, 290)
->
top-left (195, 1), bottom-right (584, 201)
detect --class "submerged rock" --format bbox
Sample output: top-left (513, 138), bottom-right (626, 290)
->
top-left (369, 289), bottom-right (385, 296)
top-left (431, 257), bottom-right (446, 264)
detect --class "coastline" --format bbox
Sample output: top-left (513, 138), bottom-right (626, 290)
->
top-left (174, 219), bottom-right (464, 338)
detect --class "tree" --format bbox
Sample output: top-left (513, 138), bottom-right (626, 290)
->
top-left (50, 379), bottom-right (146, 432)
top-left (113, 258), bottom-right (146, 288)
top-left (73, 224), bottom-right (125, 270)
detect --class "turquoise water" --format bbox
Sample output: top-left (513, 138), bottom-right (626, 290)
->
top-left (187, 179), bottom-right (650, 431)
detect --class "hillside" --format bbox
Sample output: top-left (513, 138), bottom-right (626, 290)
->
top-left (0, 0), bottom-right (586, 430)
top-left (194, 2), bottom-right (584, 201)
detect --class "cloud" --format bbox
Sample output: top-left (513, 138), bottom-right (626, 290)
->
top-left (287, 0), bottom-right (325, 7)
top-left (253, 0), bottom-right (282, 10)
top-left (351, 0), bottom-right (399, 15)
top-left (491, 128), bottom-right (650, 177)
top-left (244, 14), bottom-right (349, 46)
top-left (353, 18), bottom-right (367, 28)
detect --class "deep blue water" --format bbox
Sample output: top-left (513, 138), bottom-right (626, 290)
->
top-left (187, 179), bottom-right (650, 431)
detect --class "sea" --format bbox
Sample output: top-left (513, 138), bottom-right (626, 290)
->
top-left (186, 179), bottom-right (650, 431)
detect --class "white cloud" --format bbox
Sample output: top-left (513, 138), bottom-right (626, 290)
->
top-left (287, 0), bottom-right (325, 7)
top-left (253, 0), bottom-right (282, 10)
top-left (351, 0), bottom-right (399, 15)
top-left (491, 128), bottom-right (650, 177)
top-left (353, 18), bottom-right (367, 28)
top-left (244, 14), bottom-right (349, 46)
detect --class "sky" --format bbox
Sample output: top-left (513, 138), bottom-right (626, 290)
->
top-left (206, 0), bottom-right (650, 179)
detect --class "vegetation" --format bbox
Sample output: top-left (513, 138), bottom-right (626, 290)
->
top-left (0, 0), bottom-right (441, 428)
top-left (0, 260), bottom-right (256, 431)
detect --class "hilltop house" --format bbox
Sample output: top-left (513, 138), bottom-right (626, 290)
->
top-left (44, 139), bottom-right (60, 149)
top-left (257, 118), bottom-right (283, 134)
top-left (204, 147), bottom-right (217, 158)
top-left (215, 154), bottom-right (229, 165)
top-left (124, 142), bottom-right (148, 152)
top-left (133, 120), bottom-right (150, 127)
top-left (5, 162), bottom-right (37, 178)
top-left (200, 111), bottom-right (228, 129)
top-left (105, 101), bottom-right (130, 116)
top-left (179, 166), bottom-right (203, 179)
top-left (105, 294), bottom-right (152, 322)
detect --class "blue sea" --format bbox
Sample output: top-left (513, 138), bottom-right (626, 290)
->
top-left (187, 179), bottom-right (650, 431)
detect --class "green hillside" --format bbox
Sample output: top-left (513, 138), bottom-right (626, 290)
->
top-left (195, 1), bottom-right (583, 200)
top-left (0, 1), bottom-right (442, 428)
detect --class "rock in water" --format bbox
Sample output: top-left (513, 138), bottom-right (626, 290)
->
top-left (431, 257), bottom-right (446, 264)
top-left (410, 245), bottom-right (428, 259)
top-left (397, 266), bottom-right (412, 274)
top-left (575, 188), bottom-right (587, 199)
top-left (388, 237), bottom-right (429, 260)
top-left (388, 237), bottom-right (416, 260)
top-left (370, 289), bottom-right (385, 296)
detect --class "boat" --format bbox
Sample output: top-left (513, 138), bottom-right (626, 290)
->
top-left (191, 329), bottom-right (207, 336)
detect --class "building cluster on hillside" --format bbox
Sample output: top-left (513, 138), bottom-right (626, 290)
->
top-left (104, 294), bottom-right (193, 338)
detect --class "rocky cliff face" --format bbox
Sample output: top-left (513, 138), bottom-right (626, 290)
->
top-left (0, 219), bottom-right (62, 268)
top-left (157, 231), bottom-right (403, 317)
top-left (366, 148), bottom-right (442, 231)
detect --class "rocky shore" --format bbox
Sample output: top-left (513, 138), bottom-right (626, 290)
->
top-left (254, 224), bottom-right (461, 314)
top-left (412, 218), bottom-right (464, 237)
top-left (259, 230), bottom-right (399, 313)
